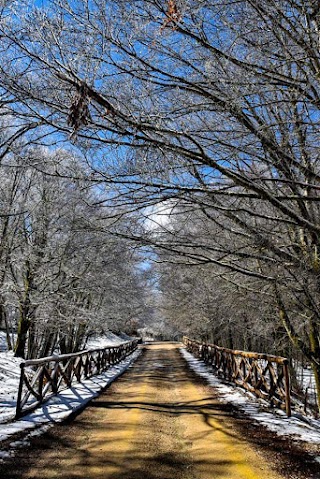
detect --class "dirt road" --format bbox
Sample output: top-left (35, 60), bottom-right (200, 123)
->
top-left (0, 343), bottom-right (318, 479)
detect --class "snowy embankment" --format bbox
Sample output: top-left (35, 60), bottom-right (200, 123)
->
top-left (0, 331), bottom-right (140, 452)
top-left (0, 351), bottom-right (23, 424)
top-left (180, 348), bottom-right (320, 446)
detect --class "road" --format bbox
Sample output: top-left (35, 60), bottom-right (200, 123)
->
top-left (0, 343), bottom-right (316, 479)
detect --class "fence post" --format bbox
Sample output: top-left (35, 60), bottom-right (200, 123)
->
top-left (51, 363), bottom-right (59, 394)
top-left (15, 362), bottom-right (25, 419)
top-left (38, 367), bottom-right (45, 400)
top-left (283, 360), bottom-right (291, 417)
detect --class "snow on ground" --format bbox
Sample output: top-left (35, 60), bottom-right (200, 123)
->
top-left (1, 335), bottom-right (318, 461)
top-left (0, 332), bottom-right (134, 425)
top-left (293, 362), bottom-right (318, 410)
top-left (180, 348), bottom-right (320, 446)
top-left (85, 331), bottom-right (128, 349)
top-left (0, 331), bottom-right (7, 351)
top-left (296, 364), bottom-right (317, 392)
top-left (0, 351), bottom-right (24, 423)
top-left (0, 348), bottom-right (141, 459)
top-left (0, 331), bottom-right (16, 352)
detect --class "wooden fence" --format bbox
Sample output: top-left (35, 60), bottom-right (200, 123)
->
top-left (183, 336), bottom-right (291, 416)
top-left (15, 339), bottom-right (139, 419)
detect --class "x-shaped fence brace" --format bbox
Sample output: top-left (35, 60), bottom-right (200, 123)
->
top-left (15, 339), bottom-right (139, 419)
top-left (183, 337), bottom-right (291, 416)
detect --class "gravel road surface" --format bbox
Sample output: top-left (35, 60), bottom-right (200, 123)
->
top-left (0, 343), bottom-right (318, 479)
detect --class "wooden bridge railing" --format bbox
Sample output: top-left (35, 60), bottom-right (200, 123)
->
top-left (15, 339), bottom-right (139, 419)
top-left (183, 336), bottom-right (291, 416)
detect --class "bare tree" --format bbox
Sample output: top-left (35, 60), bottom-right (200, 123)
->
top-left (1, 0), bottom-right (320, 406)
top-left (0, 144), bottom-right (146, 358)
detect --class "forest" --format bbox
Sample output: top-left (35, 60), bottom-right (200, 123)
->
top-left (0, 0), bottom-right (319, 410)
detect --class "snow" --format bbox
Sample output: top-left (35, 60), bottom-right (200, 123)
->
top-left (296, 365), bottom-right (316, 391)
top-left (0, 351), bottom-right (23, 423)
top-left (144, 201), bottom-right (174, 232)
top-left (0, 331), bottom-right (7, 351)
top-left (0, 348), bottom-right (141, 458)
top-left (0, 330), bottom-right (16, 351)
top-left (1, 334), bottom-right (319, 461)
top-left (293, 362), bottom-right (318, 411)
top-left (85, 331), bottom-right (128, 349)
top-left (180, 348), bottom-right (320, 445)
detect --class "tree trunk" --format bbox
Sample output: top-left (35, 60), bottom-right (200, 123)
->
top-left (1, 301), bottom-right (12, 351)
top-left (311, 361), bottom-right (320, 414)
top-left (27, 320), bottom-right (37, 359)
top-left (14, 309), bottom-right (30, 359)
top-left (39, 331), bottom-right (58, 358)
top-left (277, 293), bottom-right (320, 413)
top-left (227, 323), bottom-right (234, 350)
top-left (14, 282), bottom-right (35, 359)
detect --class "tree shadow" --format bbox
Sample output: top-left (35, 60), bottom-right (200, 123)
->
top-left (0, 343), bottom-right (318, 479)
top-left (0, 425), bottom-right (237, 479)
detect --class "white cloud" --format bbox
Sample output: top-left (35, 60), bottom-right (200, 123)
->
top-left (144, 200), bottom-right (175, 232)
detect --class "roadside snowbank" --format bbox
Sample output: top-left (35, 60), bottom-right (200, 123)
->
top-left (85, 331), bottom-right (127, 349)
top-left (0, 351), bottom-right (23, 423)
top-left (180, 348), bottom-right (320, 445)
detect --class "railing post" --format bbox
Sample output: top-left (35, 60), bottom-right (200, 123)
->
top-left (15, 362), bottom-right (25, 419)
top-left (83, 353), bottom-right (89, 378)
top-left (51, 363), bottom-right (59, 394)
top-left (38, 367), bottom-right (45, 400)
top-left (283, 360), bottom-right (291, 417)
top-left (97, 351), bottom-right (102, 374)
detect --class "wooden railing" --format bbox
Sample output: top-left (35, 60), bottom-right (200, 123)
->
top-left (183, 337), bottom-right (291, 416)
top-left (15, 339), bottom-right (139, 419)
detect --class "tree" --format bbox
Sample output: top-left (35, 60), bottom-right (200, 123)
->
top-left (1, 0), bottom-right (320, 407)
top-left (153, 206), bottom-right (291, 354)
top-left (0, 144), bottom-right (147, 358)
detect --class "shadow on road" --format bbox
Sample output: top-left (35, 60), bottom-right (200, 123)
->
top-left (0, 343), bottom-right (318, 479)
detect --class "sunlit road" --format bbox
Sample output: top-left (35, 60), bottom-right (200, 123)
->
top-left (1, 343), bottom-right (291, 478)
